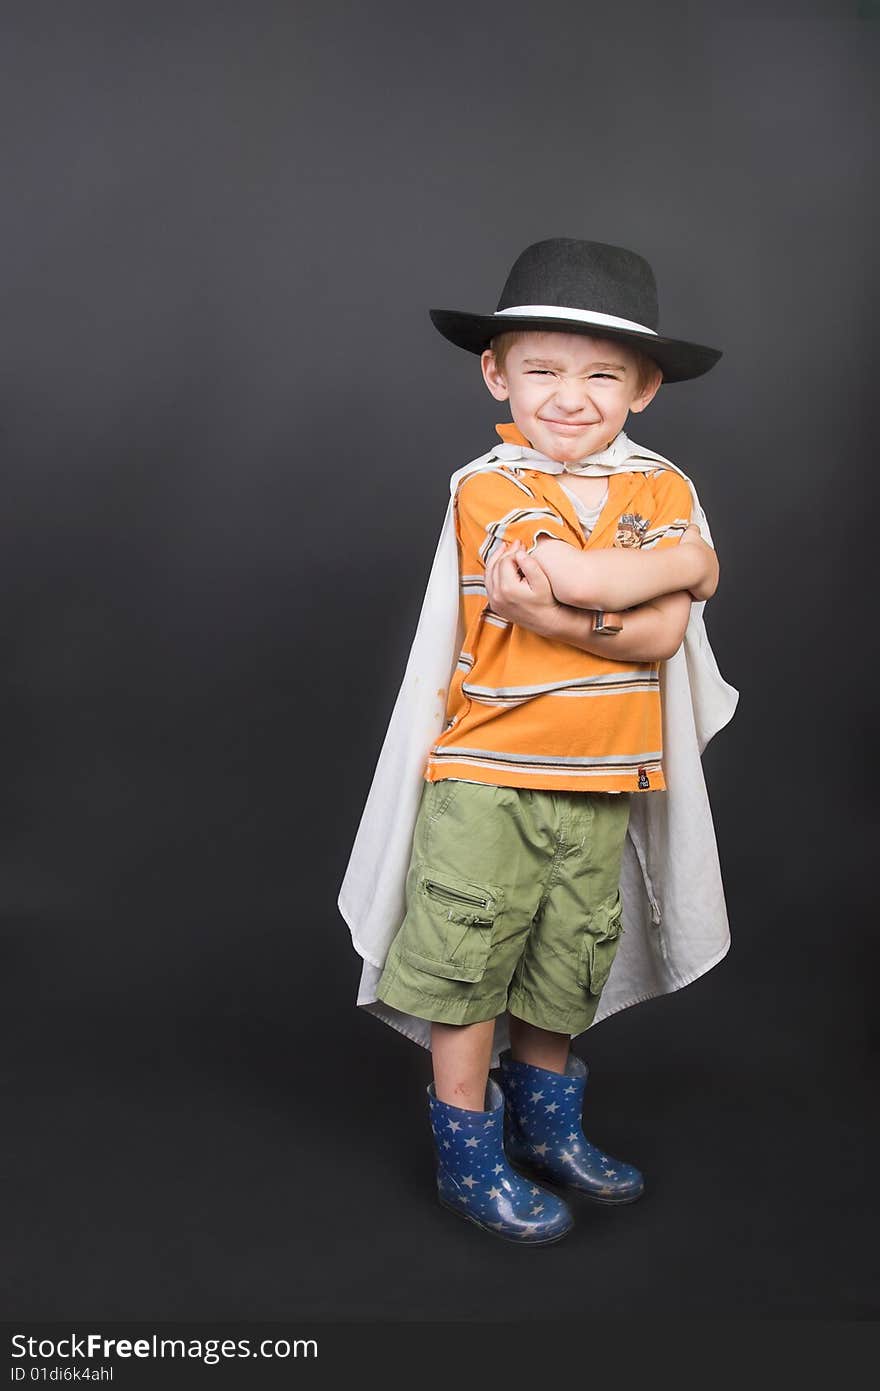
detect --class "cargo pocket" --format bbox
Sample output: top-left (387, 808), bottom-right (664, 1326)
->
top-left (577, 889), bottom-right (624, 997)
top-left (400, 868), bottom-right (504, 983)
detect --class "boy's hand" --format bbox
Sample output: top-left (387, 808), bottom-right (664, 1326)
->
top-left (484, 541), bottom-right (564, 638)
top-left (679, 522), bottom-right (719, 601)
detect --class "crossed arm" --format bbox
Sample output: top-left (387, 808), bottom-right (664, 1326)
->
top-left (484, 526), bottom-right (718, 663)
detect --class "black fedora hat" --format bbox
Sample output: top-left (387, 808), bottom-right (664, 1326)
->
top-left (429, 237), bottom-right (721, 383)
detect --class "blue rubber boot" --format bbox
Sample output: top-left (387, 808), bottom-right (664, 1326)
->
top-left (498, 1049), bottom-right (645, 1204)
top-left (428, 1077), bottom-right (574, 1244)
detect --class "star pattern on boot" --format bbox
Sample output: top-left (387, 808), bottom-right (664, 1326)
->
top-left (498, 1053), bottom-right (644, 1202)
top-left (428, 1081), bottom-right (574, 1242)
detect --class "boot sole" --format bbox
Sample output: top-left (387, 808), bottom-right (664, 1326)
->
top-left (506, 1156), bottom-right (645, 1205)
top-left (437, 1194), bottom-right (573, 1245)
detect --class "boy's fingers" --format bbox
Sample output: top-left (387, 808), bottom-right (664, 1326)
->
top-left (492, 554), bottom-right (512, 587)
top-left (485, 547), bottom-right (505, 578)
top-left (493, 552), bottom-right (522, 595)
top-left (487, 541), bottom-right (512, 573)
top-left (486, 543), bottom-right (528, 599)
top-left (485, 547), bottom-right (512, 593)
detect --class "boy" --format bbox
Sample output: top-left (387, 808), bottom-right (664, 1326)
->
top-left (338, 238), bottom-right (738, 1245)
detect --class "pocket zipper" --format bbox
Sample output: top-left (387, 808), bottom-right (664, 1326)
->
top-left (424, 880), bottom-right (492, 912)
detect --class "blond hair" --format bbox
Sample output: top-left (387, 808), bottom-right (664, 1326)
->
top-left (488, 329), bottom-right (662, 396)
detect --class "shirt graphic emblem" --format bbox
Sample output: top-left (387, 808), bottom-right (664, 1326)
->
top-left (614, 513), bottom-right (650, 548)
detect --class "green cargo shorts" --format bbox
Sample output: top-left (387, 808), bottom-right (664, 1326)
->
top-left (374, 778), bottom-right (632, 1034)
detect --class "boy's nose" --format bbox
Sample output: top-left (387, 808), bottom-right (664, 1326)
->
top-left (554, 380), bottom-right (592, 410)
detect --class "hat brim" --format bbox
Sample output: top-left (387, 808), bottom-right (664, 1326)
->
top-left (428, 309), bottom-right (721, 383)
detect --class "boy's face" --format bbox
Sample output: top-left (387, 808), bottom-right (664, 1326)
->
top-left (480, 330), bottom-right (661, 465)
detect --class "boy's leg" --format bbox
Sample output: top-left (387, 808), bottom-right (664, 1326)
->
top-left (431, 1018), bottom-right (496, 1109)
top-left (428, 1020), bottom-right (575, 1243)
top-left (497, 792), bottom-right (644, 1203)
top-left (507, 1015), bottom-right (570, 1074)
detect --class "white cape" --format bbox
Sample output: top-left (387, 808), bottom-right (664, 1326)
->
top-left (337, 429), bottom-right (739, 1068)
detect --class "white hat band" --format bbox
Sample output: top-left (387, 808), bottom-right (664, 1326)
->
top-left (493, 304), bottom-right (658, 336)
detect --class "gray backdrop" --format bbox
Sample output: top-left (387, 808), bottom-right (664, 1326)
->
top-left (1, 0), bottom-right (876, 1327)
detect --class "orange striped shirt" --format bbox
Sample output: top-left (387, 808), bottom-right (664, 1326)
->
top-left (425, 424), bottom-right (693, 794)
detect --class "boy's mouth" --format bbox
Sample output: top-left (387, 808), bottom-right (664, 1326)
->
top-left (539, 418), bottom-right (597, 432)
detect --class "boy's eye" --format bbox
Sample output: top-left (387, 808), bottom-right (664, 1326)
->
top-left (526, 370), bottom-right (617, 379)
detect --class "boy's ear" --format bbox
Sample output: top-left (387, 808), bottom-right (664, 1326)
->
top-left (481, 349), bottom-right (510, 401)
top-left (629, 370), bottom-right (663, 413)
